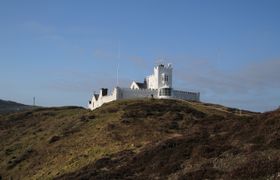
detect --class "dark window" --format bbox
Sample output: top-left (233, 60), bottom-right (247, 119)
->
top-left (159, 88), bottom-right (172, 96)
top-left (162, 74), bottom-right (169, 83)
top-left (164, 75), bottom-right (168, 82)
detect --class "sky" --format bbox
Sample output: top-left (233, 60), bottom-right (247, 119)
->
top-left (0, 0), bottom-right (280, 112)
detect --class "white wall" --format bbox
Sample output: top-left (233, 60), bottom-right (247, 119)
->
top-left (88, 88), bottom-right (118, 110)
top-left (89, 87), bottom-right (200, 110)
top-left (146, 74), bottom-right (157, 89)
top-left (119, 88), bottom-right (158, 99)
top-left (173, 90), bottom-right (200, 101)
top-left (89, 87), bottom-right (158, 110)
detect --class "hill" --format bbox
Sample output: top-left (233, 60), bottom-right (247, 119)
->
top-left (0, 99), bottom-right (279, 179)
top-left (0, 99), bottom-right (35, 114)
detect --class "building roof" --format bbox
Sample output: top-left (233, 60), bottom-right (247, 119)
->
top-left (135, 82), bottom-right (147, 89)
top-left (94, 94), bottom-right (99, 100)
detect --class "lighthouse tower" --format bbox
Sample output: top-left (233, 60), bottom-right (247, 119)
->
top-left (156, 64), bottom-right (173, 98)
top-left (144, 63), bottom-right (173, 98)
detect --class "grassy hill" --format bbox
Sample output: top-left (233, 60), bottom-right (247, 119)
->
top-left (0, 99), bottom-right (35, 114)
top-left (0, 99), bottom-right (279, 179)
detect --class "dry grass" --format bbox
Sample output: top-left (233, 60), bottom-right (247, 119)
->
top-left (0, 99), bottom-right (279, 180)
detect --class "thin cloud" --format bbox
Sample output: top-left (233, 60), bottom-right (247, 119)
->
top-left (176, 58), bottom-right (280, 92)
top-left (174, 58), bottom-right (280, 111)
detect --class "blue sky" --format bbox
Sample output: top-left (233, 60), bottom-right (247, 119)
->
top-left (0, 0), bottom-right (280, 112)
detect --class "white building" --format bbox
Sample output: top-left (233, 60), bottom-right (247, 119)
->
top-left (88, 64), bottom-right (200, 110)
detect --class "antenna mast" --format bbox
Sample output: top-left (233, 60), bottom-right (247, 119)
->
top-left (117, 63), bottom-right (119, 86)
top-left (117, 41), bottom-right (120, 86)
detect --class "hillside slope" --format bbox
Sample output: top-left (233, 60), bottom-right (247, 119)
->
top-left (0, 99), bottom-right (279, 179)
top-left (0, 99), bottom-right (35, 114)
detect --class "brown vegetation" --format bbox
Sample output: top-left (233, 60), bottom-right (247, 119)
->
top-left (0, 99), bottom-right (279, 179)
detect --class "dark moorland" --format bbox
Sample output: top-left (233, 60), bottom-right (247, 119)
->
top-left (0, 99), bottom-right (279, 179)
top-left (0, 99), bottom-right (35, 114)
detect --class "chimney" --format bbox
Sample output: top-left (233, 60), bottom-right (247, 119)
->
top-left (101, 88), bottom-right (108, 96)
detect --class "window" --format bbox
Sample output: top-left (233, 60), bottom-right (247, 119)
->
top-left (159, 88), bottom-right (172, 96)
top-left (161, 74), bottom-right (169, 83)
top-left (164, 75), bottom-right (168, 82)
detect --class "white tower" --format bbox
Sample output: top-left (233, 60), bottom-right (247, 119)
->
top-left (156, 64), bottom-right (173, 98)
top-left (156, 63), bottom-right (172, 88)
top-left (146, 63), bottom-right (173, 90)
